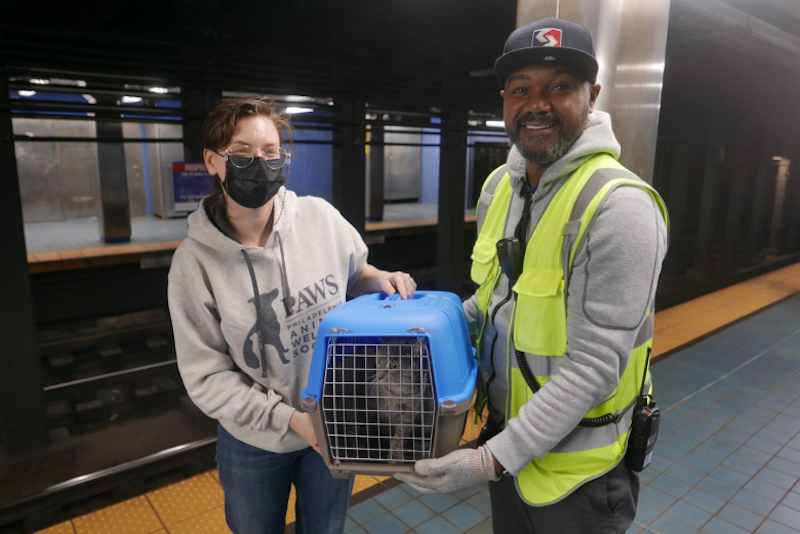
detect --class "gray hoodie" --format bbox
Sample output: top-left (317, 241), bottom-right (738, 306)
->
top-left (464, 111), bottom-right (669, 476)
top-left (168, 189), bottom-right (367, 452)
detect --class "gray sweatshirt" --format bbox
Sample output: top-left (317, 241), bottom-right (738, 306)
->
top-left (168, 189), bottom-right (367, 452)
top-left (464, 111), bottom-right (669, 476)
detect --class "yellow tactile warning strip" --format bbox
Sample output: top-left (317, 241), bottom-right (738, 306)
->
top-left (71, 496), bottom-right (163, 534)
top-left (652, 262), bottom-right (800, 359)
top-left (33, 262), bottom-right (800, 534)
top-left (33, 522), bottom-right (75, 534)
top-left (167, 507), bottom-right (229, 534)
top-left (146, 473), bottom-right (224, 527)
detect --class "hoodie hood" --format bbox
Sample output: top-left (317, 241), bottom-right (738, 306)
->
top-left (186, 186), bottom-right (296, 257)
top-left (507, 110), bottom-right (621, 199)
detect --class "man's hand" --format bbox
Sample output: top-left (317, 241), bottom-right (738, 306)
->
top-left (394, 445), bottom-right (501, 494)
top-left (290, 411), bottom-right (320, 454)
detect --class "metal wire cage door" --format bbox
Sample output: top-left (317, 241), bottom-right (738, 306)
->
top-left (321, 337), bottom-right (436, 464)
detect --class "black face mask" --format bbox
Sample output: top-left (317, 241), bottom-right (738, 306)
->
top-left (222, 157), bottom-right (285, 209)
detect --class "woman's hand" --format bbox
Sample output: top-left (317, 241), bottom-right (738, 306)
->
top-left (351, 265), bottom-right (417, 299)
top-left (377, 270), bottom-right (417, 300)
top-left (290, 411), bottom-right (320, 454)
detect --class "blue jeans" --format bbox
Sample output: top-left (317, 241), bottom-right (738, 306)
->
top-left (216, 425), bottom-right (354, 534)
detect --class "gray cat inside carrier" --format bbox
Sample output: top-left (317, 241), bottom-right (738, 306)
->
top-left (301, 292), bottom-right (478, 478)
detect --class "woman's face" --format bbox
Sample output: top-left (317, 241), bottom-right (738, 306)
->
top-left (204, 114), bottom-right (281, 184)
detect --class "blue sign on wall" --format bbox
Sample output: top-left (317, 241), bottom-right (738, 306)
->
top-left (173, 162), bottom-right (214, 212)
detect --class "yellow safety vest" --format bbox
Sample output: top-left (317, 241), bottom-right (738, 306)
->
top-left (471, 153), bottom-right (668, 506)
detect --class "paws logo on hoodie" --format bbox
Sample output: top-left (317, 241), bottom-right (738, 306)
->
top-left (243, 288), bottom-right (290, 371)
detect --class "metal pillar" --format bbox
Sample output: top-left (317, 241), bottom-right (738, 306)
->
top-left (96, 120), bottom-right (132, 242)
top-left (332, 99), bottom-right (366, 234)
top-left (0, 69), bottom-right (49, 451)
top-left (365, 125), bottom-right (385, 221)
top-left (516, 0), bottom-right (671, 183)
top-left (435, 109), bottom-right (468, 293)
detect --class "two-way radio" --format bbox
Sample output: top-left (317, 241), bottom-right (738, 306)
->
top-left (625, 347), bottom-right (660, 472)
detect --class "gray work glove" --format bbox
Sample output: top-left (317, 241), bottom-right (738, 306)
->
top-left (393, 445), bottom-right (501, 494)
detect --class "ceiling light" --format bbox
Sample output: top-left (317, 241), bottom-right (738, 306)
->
top-left (50, 78), bottom-right (87, 87)
top-left (18, 90), bottom-right (37, 97)
top-left (615, 63), bottom-right (665, 73)
top-left (29, 78), bottom-right (49, 85)
top-left (121, 96), bottom-right (143, 104)
top-left (285, 106), bottom-right (314, 114)
top-left (82, 94), bottom-right (97, 104)
top-left (148, 87), bottom-right (169, 94)
top-left (486, 120), bottom-right (505, 128)
top-left (284, 95), bottom-right (313, 103)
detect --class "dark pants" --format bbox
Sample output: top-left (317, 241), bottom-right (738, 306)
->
top-left (480, 416), bottom-right (639, 534)
top-left (216, 425), bottom-right (354, 534)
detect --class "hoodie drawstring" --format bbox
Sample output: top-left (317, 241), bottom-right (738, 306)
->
top-left (275, 231), bottom-right (294, 317)
top-left (241, 249), bottom-right (268, 378)
top-left (240, 231), bottom-right (293, 378)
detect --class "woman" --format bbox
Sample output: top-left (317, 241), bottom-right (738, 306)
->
top-left (167, 96), bottom-right (416, 534)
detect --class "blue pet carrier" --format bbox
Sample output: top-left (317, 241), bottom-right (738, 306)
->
top-left (301, 291), bottom-right (477, 477)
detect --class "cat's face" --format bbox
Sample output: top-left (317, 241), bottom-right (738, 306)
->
top-left (374, 338), bottom-right (423, 384)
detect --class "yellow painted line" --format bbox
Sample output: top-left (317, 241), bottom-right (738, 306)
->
top-left (653, 261), bottom-right (800, 359)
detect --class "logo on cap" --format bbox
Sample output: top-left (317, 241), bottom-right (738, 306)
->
top-left (533, 28), bottom-right (562, 47)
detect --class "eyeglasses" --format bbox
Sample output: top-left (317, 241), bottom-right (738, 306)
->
top-left (215, 146), bottom-right (291, 169)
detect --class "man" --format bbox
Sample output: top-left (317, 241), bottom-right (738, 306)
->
top-left (396, 18), bottom-right (669, 534)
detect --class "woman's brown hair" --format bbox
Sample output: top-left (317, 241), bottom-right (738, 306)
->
top-left (202, 96), bottom-right (293, 213)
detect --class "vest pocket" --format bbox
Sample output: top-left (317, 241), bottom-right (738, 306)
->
top-left (470, 236), bottom-right (498, 286)
top-left (512, 269), bottom-right (567, 357)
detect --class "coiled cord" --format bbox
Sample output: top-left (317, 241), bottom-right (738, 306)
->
top-left (514, 349), bottom-right (617, 428)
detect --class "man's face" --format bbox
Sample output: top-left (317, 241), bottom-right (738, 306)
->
top-left (502, 63), bottom-right (600, 165)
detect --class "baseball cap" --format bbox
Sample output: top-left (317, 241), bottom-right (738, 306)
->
top-left (494, 18), bottom-right (599, 87)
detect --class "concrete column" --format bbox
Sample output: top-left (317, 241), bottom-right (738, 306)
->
top-left (435, 109), bottom-right (468, 293)
top-left (0, 68), bottom-right (49, 451)
top-left (661, 137), bottom-right (694, 276)
top-left (722, 137), bottom-right (751, 268)
top-left (768, 158), bottom-right (791, 254)
top-left (693, 131), bottom-right (725, 273)
top-left (785, 156), bottom-right (800, 253)
top-left (745, 148), bottom-right (772, 259)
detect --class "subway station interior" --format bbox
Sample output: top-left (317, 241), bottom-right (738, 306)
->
top-left (2, 0), bottom-right (800, 533)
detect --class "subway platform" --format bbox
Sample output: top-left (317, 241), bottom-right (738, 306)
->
top-left (32, 263), bottom-right (800, 534)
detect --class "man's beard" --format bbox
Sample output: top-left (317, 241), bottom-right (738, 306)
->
top-left (513, 106), bottom-right (589, 165)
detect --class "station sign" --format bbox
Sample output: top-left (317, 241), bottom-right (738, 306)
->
top-left (173, 162), bottom-right (214, 212)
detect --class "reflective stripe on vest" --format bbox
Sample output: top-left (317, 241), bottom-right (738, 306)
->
top-left (476, 164), bottom-right (509, 233)
top-left (471, 152), bottom-right (669, 506)
top-left (512, 313), bottom-right (654, 377)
